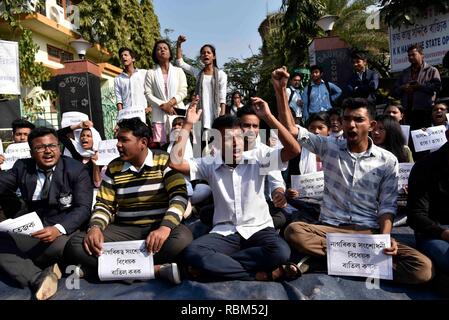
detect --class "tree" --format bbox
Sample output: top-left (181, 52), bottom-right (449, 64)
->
top-left (223, 53), bottom-right (263, 102)
top-left (77, 0), bottom-right (160, 69)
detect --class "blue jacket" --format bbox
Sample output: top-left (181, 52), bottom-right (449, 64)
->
top-left (347, 68), bottom-right (379, 103)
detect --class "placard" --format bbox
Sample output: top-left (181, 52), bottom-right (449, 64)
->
top-left (117, 107), bottom-right (146, 123)
top-left (96, 139), bottom-right (119, 166)
top-left (411, 125), bottom-right (447, 152)
top-left (98, 240), bottom-right (154, 281)
top-left (326, 233), bottom-right (393, 280)
top-left (0, 212), bottom-right (44, 235)
top-left (0, 40), bottom-right (20, 95)
top-left (291, 171), bottom-right (324, 198)
top-left (400, 125), bottom-right (410, 145)
top-left (2, 142), bottom-right (31, 170)
top-left (60, 111), bottom-right (89, 129)
top-left (398, 163), bottom-right (414, 192)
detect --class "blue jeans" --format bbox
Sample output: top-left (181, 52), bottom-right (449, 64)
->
top-left (416, 225), bottom-right (449, 274)
top-left (182, 227), bottom-right (291, 281)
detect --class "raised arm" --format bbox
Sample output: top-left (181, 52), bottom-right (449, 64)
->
top-left (251, 96), bottom-right (300, 162)
top-left (272, 67), bottom-right (299, 138)
top-left (168, 96), bottom-right (202, 175)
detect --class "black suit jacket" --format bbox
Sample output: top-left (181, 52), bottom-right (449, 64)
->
top-left (0, 156), bottom-right (93, 234)
top-left (347, 68), bottom-right (379, 103)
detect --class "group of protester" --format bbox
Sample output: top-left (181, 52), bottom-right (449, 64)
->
top-left (0, 40), bottom-right (448, 300)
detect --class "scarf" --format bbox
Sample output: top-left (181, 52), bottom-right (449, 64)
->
top-left (195, 67), bottom-right (221, 119)
top-left (71, 127), bottom-right (102, 158)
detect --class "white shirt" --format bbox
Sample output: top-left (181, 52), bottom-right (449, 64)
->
top-left (188, 148), bottom-right (286, 239)
top-left (114, 69), bottom-right (148, 110)
top-left (32, 166), bottom-right (66, 235)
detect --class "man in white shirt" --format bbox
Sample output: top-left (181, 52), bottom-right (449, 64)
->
top-left (114, 47), bottom-right (149, 114)
top-left (169, 71), bottom-right (300, 281)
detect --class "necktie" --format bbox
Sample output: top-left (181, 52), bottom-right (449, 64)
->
top-left (39, 169), bottom-right (53, 200)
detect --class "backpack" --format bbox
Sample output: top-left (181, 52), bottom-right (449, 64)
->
top-left (306, 81), bottom-right (335, 115)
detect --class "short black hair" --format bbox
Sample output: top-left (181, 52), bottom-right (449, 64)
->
top-left (306, 111), bottom-right (331, 128)
top-left (171, 116), bottom-right (186, 126)
top-left (384, 102), bottom-right (404, 114)
top-left (152, 39), bottom-right (173, 65)
top-left (407, 44), bottom-right (423, 55)
top-left (117, 117), bottom-right (152, 140)
top-left (118, 47), bottom-right (137, 59)
top-left (309, 65), bottom-right (323, 73)
top-left (327, 107), bottom-right (342, 118)
top-left (236, 104), bottom-right (256, 118)
top-left (342, 98), bottom-right (376, 120)
top-left (351, 51), bottom-right (367, 61)
top-left (12, 118), bottom-right (35, 134)
top-left (212, 115), bottom-right (241, 131)
top-left (27, 127), bottom-right (58, 149)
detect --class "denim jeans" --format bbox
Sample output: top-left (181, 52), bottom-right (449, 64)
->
top-left (416, 225), bottom-right (449, 274)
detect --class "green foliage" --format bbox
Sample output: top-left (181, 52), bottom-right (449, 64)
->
top-left (77, 0), bottom-right (160, 69)
top-left (380, 0), bottom-right (449, 28)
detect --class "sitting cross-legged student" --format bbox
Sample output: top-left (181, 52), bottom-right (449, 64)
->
top-left (169, 73), bottom-right (300, 281)
top-left (0, 127), bottom-right (92, 300)
top-left (64, 117), bottom-right (193, 285)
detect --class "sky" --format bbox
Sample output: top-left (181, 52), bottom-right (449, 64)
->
top-left (152, 0), bottom-right (283, 67)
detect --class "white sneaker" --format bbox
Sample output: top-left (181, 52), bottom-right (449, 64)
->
top-left (158, 263), bottom-right (181, 285)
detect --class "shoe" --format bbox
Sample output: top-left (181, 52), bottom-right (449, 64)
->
top-left (33, 265), bottom-right (60, 300)
top-left (158, 263), bottom-right (181, 285)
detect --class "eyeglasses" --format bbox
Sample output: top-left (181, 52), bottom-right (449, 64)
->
top-left (33, 143), bottom-right (59, 153)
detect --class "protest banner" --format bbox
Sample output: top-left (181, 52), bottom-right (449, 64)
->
top-left (291, 171), bottom-right (324, 199)
top-left (98, 240), bottom-right (154, 281)
top-left (117, 108), bottom-right (146, 123)
top-left (326, 233), bottom-right (393, 280)
top-left (60, 111), bottom-right (89, 129)
top-left (2, 142), bottom-right (31, 170)
top-left (0, 212), bottom-right (44, 236)
top-left (411, 125), bottom-right (447, 152)
top-left (96, 139), bottom-right (119, 166)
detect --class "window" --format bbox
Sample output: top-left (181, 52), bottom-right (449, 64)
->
top-left (56, 0), bottom-right (72, 20)
top-left (47, 45), bottom-right (74, 63)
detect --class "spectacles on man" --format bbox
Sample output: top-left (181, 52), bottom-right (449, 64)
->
top-left (33, 143), bottom-right (60, 153)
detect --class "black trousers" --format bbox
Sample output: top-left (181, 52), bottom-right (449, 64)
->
top-left (0, 232), bottom-right (70, 288)
top-left (64, 223), bottom-right (193, 279)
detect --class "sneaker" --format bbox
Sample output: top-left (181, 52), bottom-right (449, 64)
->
top-left (158, 263), bottom-right (181, 285)
top-left (33, 265), bottom-right (60, 300)
top-left (296, 256), bottom-right (311, 275)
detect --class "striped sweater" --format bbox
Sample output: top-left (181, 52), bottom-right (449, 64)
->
top-left (89, 149), bottom-right (187, 230)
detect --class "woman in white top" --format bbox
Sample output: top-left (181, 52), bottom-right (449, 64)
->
top-left (176, 35), bottom-right (227, 146)
top-left (144, 40), bottom-right (188, 145)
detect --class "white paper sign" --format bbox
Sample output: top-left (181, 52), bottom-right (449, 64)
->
top-left (0, 40), bottom-right (20, 95)
top-left (398, 163), bottom-right (414, 192)
top-left (446, 113), bottom-right (449, 124)
top-left (117, 107), bottom-right (146, 123)
top-left (326, 233), bottom-right (393, 280)
top-left (411, 125), bottom-right (447, 152)
top-left (98, 240), bottom-right (154, 281)
top-left (2, 142), bottom-right (31, 170)
top-left (0, 139), bottom-right (4, 154)
top-left (388, 7), bottom-right (449, 72)
top-left (96, 139), bottom-right (119, 166)
top-left (291, 171), bottom-right (324, 198)
top-left (60, 111), bottom-right (89, 129)
top-left (400, 125), bottom-right (410, 145)
top-left (0, 212), bottom-right (44, 235)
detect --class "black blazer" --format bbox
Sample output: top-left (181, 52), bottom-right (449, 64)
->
top-left (0, 156), bottom-right (93, 234)
top-left (347, 68), bottom-right (379, 103)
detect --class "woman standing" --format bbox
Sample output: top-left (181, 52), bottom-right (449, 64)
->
top-left (176, 35), bottom-right (227, 148)
top-left (144, 40), bottom-right (188, 146)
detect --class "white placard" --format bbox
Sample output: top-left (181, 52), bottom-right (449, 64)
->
top-left (326, 233), bottom-right (393, 280)
top-left (398, 163), bottom-right (414, 192)
top-left (400, 125), bottom-right (410, 145)
top-left (60, 111), bottom-right (89, 129)
top-left (0, 139), bottom-right (4, 154)
top-left (0, 40), bottom-right (20, 95)
top-left (446, 113), bottom-right (449, 124)
top-left (411, 125), bottom-right (447, 152)
top-left (291, 171), bottom-right (324, 198)
top-left (2, 142), bottom-right (31, 170)
top-left (98, 240), bottom-right (154, 281)
top-left (388, 7), bottom-right (449, 72)
top-left (96, 139), bottom-right (119, 166)
top-left (117, 107), bottom-right (146, 123)
top-left (0, 212), bottom-right (44, 235)
top-left (269, 129), bottom-right (283, 150)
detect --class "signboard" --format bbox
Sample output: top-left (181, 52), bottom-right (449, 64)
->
top-left (2, 142), bottom-right (31, 170)
top-left (61, 111), bottom-right (89, 129)
top-left (326, 233), bottom-right (393, 280)
top-left (0, 212), bottom-right (44, 236)
top-left (96, 139), bottom-right (119, 166)
top-left (291, 171), bottom-right (325, 199)
top-left (0, 40), bottom-right (20, 95)
top-left (411, 125), bottom-right (447, 152)
top-left (398, 163), bottom-right (414, 192)
top-left (389, 6), bottom-right (449, 72)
